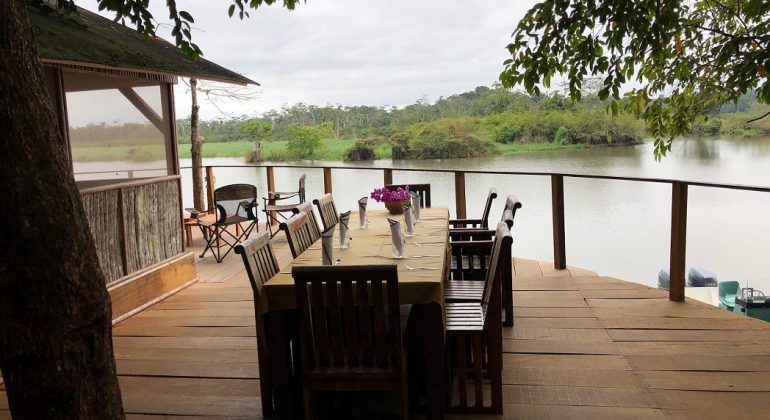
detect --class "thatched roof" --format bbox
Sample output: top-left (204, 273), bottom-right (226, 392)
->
top-left (29, 5), bottom-right (257, 86)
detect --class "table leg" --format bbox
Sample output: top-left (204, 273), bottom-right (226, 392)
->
top-left (263, 310), bottom-right (296, 419)
top-left (422, 302), bottom-right (445, 420)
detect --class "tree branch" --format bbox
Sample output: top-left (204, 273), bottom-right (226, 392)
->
top-left (747, 110), bottom-right (770, 123)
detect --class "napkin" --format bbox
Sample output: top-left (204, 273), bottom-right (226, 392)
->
top-left (358, 197), bottom-right (368, 229)
top-left (411, 191), bottom-right (421, 221)
top-left (339, 210), bottom-right (351, 248)
top-left (403, 203), bottom-right (414, 237)
top-left (388, 218), bottom-right (404, 258)
top-left (321, 226), bottom-right (335, 265)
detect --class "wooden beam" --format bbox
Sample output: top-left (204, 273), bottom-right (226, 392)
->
top-left (206, 166), bottom-right (215, 211)
top-left (118, 87), bottom-right (164, 133)
top-left (669, 182), bottom-right (688, 302)
top-left (383, 168), bottom-right (393, 185)
top-left (551, 174), bottom-right (566, 270)
top-left (454, 171), bottom-right (466, 219)
top-left (323, 167), bottom-right (333, 194)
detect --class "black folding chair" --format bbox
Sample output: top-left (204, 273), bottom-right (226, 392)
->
top-left (197, 184), bottom-right (259, 263)
top-left (264, 174), bottom-right (306, 238)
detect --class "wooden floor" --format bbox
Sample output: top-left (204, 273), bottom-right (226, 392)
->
top-left (3, 226), bottom-right (770, 419)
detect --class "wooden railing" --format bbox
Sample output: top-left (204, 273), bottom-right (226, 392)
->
top-left (80, 175), bottom-right (184, 285)
top-left (185, 164), bottom-right (770, 302)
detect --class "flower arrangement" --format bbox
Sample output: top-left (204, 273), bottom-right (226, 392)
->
top-left (370, 186), bottom-right (411, 203)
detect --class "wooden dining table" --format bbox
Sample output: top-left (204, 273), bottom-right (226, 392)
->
top-left (259, 207), bottom-right (450, 419)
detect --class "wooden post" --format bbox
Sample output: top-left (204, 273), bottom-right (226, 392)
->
top-left (551, 175), bottom-right (566, 270)
top-left (127, 170), bottom-right (134, 179)
top-left (669, 182), bottom-right (688, 302)
top-left (384, 168), bottom-right (393, 185)
top-left (454, 171), bottom-right (466, 219)
top-left (323, 167), bottom-right (333, 194)
top-left (206, 166), bottom-right (215, 210)
top-left (116, 188), bottom-right (129, 276)
top-left (266, 166), bottom-right (277, 226)
top-left (266, 166), bottom-right (275, 193)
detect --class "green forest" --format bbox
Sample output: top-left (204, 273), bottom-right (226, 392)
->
top-left (70, 86), bottom-right (770, 162)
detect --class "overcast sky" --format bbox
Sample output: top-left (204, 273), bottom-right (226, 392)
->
top-left (81, 0), bottom-right (537, 122)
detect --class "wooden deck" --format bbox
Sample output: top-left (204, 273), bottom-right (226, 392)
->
top-left (3, 227), bottom-right (770, 419)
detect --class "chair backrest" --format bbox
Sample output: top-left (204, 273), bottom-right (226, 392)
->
top-left (386, 183), bottom-right (431, 208)
top-left (480, 187), bottom-right (498, 228)
top-left (214, 184), bottom-right (258, 222)
top-left (504, 195), bottom-right (523, 221)
top-left (234, 231), bottom-right (279, 299)
top-left (501, 209), bottom-right (514, 229)
top-left (279, 212), bottom-right (315, 258)
top-left (297, 174), bottom-right (307, 203)
top-left (291, 202), bottom-right (321, 242)
top-left (292, 265), bottom-right (403, 372)
top-left (312, 193), bottom-right (339, 230)
top-left (482, 222), bottom-right (513, 318)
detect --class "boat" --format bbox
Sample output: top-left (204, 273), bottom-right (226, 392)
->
top-left (657, 267), bottom-right (719, 306)
top-left (733, 288), bottom-right (770, 322)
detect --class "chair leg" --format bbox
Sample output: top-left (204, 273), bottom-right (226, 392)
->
top-left (256, 339), bottom-right (274, 416)
top-left (304, 389), bottom-right (315, 420)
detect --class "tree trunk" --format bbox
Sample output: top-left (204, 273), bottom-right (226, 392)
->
top-left (190, 78), bottom-right (205, 210)
top-left (0, 1), bottom-right (124, 418)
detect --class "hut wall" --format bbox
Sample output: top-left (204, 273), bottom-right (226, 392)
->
top-left (80, 176), bottom-right (183, 284)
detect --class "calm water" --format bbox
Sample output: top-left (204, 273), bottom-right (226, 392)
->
top-left (175, 138), bottom-right (770, 290)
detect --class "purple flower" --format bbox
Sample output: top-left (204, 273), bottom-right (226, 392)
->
top-left (370, 185), bottom-right (410, 202)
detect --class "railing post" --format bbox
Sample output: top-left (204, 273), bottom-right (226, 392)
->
top-left (205, 166), bottom-right (215, 210)
top-left (323, 167), bottom-right (332, 194)
top-left (669, 182), bottom-right (688, 302)
top-left (127, 170), bottom-right (134, 179)
top-left (454, 171), bottom-right (466, 219)
top-left (551, 175), bottom-right (566, 270)
top-left (266, 166), bottom-right (277, 226)
top-left (384, 168), bottom-right (393, 185)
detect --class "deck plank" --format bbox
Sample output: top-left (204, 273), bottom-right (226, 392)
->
top-left (512, 257), bottom-right (542, 277)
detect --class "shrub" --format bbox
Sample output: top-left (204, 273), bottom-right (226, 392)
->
top-left (345, 136), bottom-right (382, 161)
top-left (494, 123), bottom-right (520, 143)
top-left (285, 126), bottom-right (322, 159)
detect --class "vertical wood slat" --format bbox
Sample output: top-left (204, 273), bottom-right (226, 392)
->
top-left (356, 278), bottom-right (374, 367)
top-left (310, 281), bottom-right (330, 367)
top-left (325, 279), bottom-right (345, 367)
top-left (323, 167), bottom-right (333, 194)
top-left (206, 166), bottom-right (215, 211)
top-left (266, 166), bottom-right (276, 226)
top-left (370, 279), bottom-right (388, 368)
top-left (455, 171), bottom-right (467, 219)
top-left (117, 188), bottom-right (128, 276)
top-left (551, 174), bottom-right (567, 270)
top-left (341, 281), bottom-right (358, 367)
top-left (669, 182), bottom-right (688, 302)
top-left (383, 168), bottom-right (393, 185)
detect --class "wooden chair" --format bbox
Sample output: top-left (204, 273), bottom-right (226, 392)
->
top-left (449, 187), bottom-right (497, 229)
top-left (386, 183), bottom-right (431, 208)
top-left (291, 202), bottom-right (321, 243)
top-left (279, 212), bottom-right (315, 258)
top-left (446, 209), bottom-right (515, 326)
top-left (291, 265), bottom-right (408, 419)
top-left (445, 222), bottom-right (510, 414)
top-left (263, 174), bottom-right (306, 238)
top-left (233, 232), bottom-right (280, 416)
top-left (312, 193), bottom-right (339, 230)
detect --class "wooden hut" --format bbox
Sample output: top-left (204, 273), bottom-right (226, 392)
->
top-left (30, 6), bottom-right (256, 320)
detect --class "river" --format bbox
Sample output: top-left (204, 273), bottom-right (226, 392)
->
top-left (173, 137), bottom-right (770, 291)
